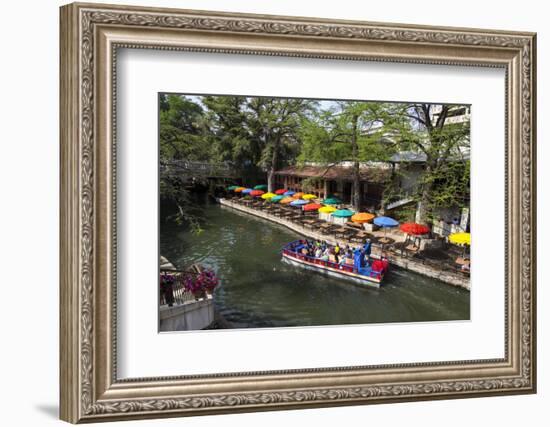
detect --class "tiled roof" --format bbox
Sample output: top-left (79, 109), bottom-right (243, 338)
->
top-left (275, 164), bottom-right (390, 183)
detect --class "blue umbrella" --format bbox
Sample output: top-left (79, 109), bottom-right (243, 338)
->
top-left (374, 216), bottom-right (399, 228)
top-left (374, 216), bottom-right (399, 241)
top-left (284, 190), bottom-right (295, 196)
top-left (290, 199), bottom-right (308, 207)
top-left (241, 188), bottom-right (253, 194)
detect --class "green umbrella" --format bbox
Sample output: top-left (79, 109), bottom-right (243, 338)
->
top-left (269, 195), bottom-right (285, 202)
top-left (227, 185), bottom-right (239, 191)
top-left (331, 209), bottom-right (354, 217)
top-left (254, 184), bottom-right (268, 190)
top-left (322, 197), bottom-right (342, 205)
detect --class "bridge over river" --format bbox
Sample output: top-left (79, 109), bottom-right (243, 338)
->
top-left (160, 160), bottom-right (239, 188)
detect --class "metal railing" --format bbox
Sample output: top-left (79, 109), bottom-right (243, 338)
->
top-left (160, 160), bottom-right (236, 178)
top-left (160, 269), bottom-right (205, 306)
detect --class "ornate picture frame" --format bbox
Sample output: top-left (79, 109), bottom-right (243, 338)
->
top-left (60, 2), bottom-right (536, 423)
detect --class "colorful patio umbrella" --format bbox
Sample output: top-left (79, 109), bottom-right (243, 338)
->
top-left (269, 195), bottom-right (285, 202)
top-left (280, 197), bottom-right (294, 204)
top-left (318, 206), bottom-right (337, 214)
top-left (374, 216), bottom-right (399, 228)
top-left (374, 216), bottom-right (399, 241)
top-left (275, 189), bottom-right (287, 195)
top-left (449, 232), bottom-right (471, 245)
top-left (241, 188), bottom-right (253, 194)
top-left (303, 203), bottom-right (322, 212)
top-left (351, 212), bottom-right (375, 224)
top-left (254, 184), bottom-right (267, 190)
top-left (302, 194), bottom-right (317, 200)
top-left (322, 197), bottom-right (341, 205)
top-left (400, 222), bottom-right (430, 235)
top-left (283, 190), bottom-right (295, 196)
top-left (261, 192), bottom-right (276, 200)
top-left (234, 187), bottom-right (246, 193)
top-left (292, 192), bottom-right (304, 199)
top-left (290, 199), bottom-right (309, 207)
top-left (331, 209), bottom-right (355, 218)
top-left (250, 190), bottom-right (265, 197)
top-left (227, 185), bottom-right (239, 191)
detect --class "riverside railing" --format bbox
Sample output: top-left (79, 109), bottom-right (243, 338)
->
top-left (160, 269), bottom-right (202, 306)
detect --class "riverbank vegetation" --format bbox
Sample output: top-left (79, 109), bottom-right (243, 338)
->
top-left (160, 94), bottom-right (470, 226)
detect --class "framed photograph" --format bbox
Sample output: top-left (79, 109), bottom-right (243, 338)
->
top-left (60, 2), bottom-right (537, 423)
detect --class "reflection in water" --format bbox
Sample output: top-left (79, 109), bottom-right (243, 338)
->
top-left (160, 198), bottom-right (470, 329)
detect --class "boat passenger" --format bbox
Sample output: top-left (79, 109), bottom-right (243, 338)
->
top-left (315, 247), bottom-right (323, 258)
top-left (372, 256), bottom-right (389, 274)
top-left (334, 243), bottom-right (341, 263)
top-left (363, 239), bottom-right (372, 260)
top-left (371, 258), bottom-right (384, 273)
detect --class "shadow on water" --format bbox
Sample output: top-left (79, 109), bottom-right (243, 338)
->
top-left (160, 198), bottom-right (470, 329)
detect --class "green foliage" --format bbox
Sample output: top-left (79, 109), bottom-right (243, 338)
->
top-left (159, 94), bottom-right (209, 161)
top-left (159, 94), bottom-right (470, 225)
top-left (298, 102), bottom-right (396, 164)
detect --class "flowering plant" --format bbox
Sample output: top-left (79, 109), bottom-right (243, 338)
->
top-left (160, 273), bottom-right (175, 290)
top-left (183, 269), bottom-right (219, 296)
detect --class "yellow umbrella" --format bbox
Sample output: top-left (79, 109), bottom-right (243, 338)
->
top-left (449, 232), bottom-right (471, 245)
top-left (318, 206), bottom-right (337, 213)
top-left (302, 194), bottom-right (317, 200)
top-left (261, 192), bottom-right (276, 200)
top-left (280, 197), bottom-right (294, 204)
top-left (351, 212), bottom-right (375, 224)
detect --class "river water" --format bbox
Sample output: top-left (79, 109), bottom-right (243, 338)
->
top-left (160, 197), bottom-right (470, 328)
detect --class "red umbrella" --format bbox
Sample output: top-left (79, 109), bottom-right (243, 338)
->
top-left (250, 190), bottom-right (265, 197)
top-left (400, 222), bottom-right (430, 235)
top-left (303, 203), bottom-right (322, 212)
top-left (275, 189), bottom-right (287, 195)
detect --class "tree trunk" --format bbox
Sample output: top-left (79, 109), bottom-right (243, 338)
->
top-left (267, 137), bottom-right (280, 193)
top-left (417, 163), bottom-right (434, 224)
top-left (351, 114), bottom-right (361, 211)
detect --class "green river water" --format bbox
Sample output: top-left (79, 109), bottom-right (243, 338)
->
top-left (160, 197), bottom-right (470, 328)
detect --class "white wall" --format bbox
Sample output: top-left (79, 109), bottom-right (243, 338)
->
top-left (0, 0), bottom-right (546, 426)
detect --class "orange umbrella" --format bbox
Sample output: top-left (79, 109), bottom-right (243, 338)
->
top-left (292, 192), bottom-right (304, 199)
top-left (234, 187), bottom-right (246, 193)
top-left (280, 197), bottom-right (294, 204)
top-left (351, 212), bottom-right (375, 224)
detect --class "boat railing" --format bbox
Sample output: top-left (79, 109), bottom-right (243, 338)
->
top-left (282, 246), bottom-right (383, 279)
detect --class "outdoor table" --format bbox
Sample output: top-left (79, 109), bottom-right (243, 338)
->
top-left (455, 257), bottom-right (470, 266)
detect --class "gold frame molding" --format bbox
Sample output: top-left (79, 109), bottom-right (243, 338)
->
top-left (60, 2), bottom-right (537, 423)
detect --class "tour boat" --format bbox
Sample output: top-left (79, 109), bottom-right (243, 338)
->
top-left (281, 240), bottom-right (387, 288)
